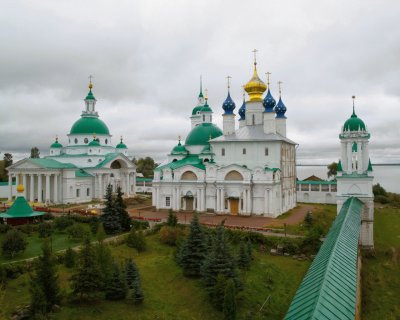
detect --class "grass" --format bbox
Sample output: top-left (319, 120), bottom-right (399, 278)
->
top-left (362, 206), bottom-right (400, 320)
top-left (1, 233), bottom-right (310, 319)
top-left (0, 223), bottom-right (93, 264)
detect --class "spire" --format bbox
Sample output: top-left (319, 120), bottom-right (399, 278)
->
top-left (352, 95), bottom-right (356, 117)
top-left (199, 75), bottom-right (204, 98)
top-left (226, 75), bottom-right (231, 92)
top-left (266, 72), bottom-right (271, 87)
top-left (278, 81), bottom-right (283, 98)
top-left (83, 76), bottom-right (98, 116)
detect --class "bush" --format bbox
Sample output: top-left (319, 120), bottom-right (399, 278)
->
top-left (159, 226), bottom-right (185, 246)
top-left (38, 223), bottom-right (53, 238)
top-left (126, 230), bottom-right (147, 252)
top-left (2, 261), bottom-right (33, 279)
top-left (15, 224), bottom-right (37, 235)
top-left (54, 216), bottom-right (74, 231)
top-left (0, 223), bottom-right (11, 234)
top-left (2, 229), bottom-right (28, 257)
top-left (66, 224), bottom-right (89, 240)
top-left (64, 247), bottom-right (76, 268)
top-left (131, 219), bottom-right (150, 231)
top-left (375, 195), bottom-right (390, 204)
top-left (89, 217), bottom-right (100, 235)
top-left (167, 210), bottom-right (178, 227)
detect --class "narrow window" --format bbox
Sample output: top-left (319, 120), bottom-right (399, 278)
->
top-left (74, 138), bottom-right (78, 144)
top-left (203, 115), bottom-right (205, 121)
top-left (105, 138), bottom-right (108, 144)
top-left (76, 189), bottom-right (80, 197)
top-left (243, 148), bottom-right (246, 155)
top-left (84, 138), bottom-right (89, 144)
top-left (87, 188), bottom-right (90, 196)
top-left (265, 148), bottom-right (269, 156)
top-left (252, 114), bottom-right (255, 125)
top-left (222, 148), bottom-right (225, 156)
top-left (166, 196), bottom-right (171, 207)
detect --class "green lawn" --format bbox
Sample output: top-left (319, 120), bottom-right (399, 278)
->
top-left (2, 234), bottom-right (310, 320)
top-left (362, 206), bottom-right (400, 320)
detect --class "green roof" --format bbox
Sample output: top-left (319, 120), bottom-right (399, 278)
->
top-left (0, 196), bottom-right (45, 219)
top-left (70, 116), bottom-right (110, 135)
top-left (343, 110), bottom-right (366, 132)
top-left (171, 141), bottom-right (188, 155)
top-left (85, 89), bottom-right (96, 100)
top-left (285, 197), bottom-right (363, 320)
top-left (116, 142), bottom-right (127, 149)
top-left (0, 181), bottom-right (16, 186)
top-left (192, 105), bottom-right (204, 115)
top-left (30, 158), bottom-right (76, 169)
top-left (75, 169), bottom-right (93, 177)
top-left (185, 123), bottom-right (223, 146)
top-left (337, 160), bottom-right (343, 172)
top-left (88, 139), bottom-right (101, 146)
top-left (156, 155), bottom-right (206, 171)
top-left (50, 139), bottom-right (63, 148)
top-left (200, 103), bottom-right (212, 113)
top-left (136, 177), bottom-right (153, 182)
top-left (368, 159), bottom-right (373, 171)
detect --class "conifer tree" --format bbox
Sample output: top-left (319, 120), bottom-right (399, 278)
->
top-left (179, 214), bottom-right (206, 277)
top-left (237, 241), bottom-right (251, 270)
top-left (71, 237), bottom-right (102, 301)
top-left (64, 247), bottom-right (76, 268)
top-left (96, 242), bottom-right (114, 290)
top-left (167, 210), bottom-right (178, 227)
top-left (125, 258), bottom-right (144, 303)
top-left (105, 262), bottom-right (127, 300)
top-left (101, 184), bottom-right (121, 235)
top-left (202, 223), bottom-right (241, 309)
top-left (30, 240), bottom-right (60, 315)
top-left (247, 241), bottom-right (253, 261)
top-left (115, 186), bottom-right (131, 232)
top-left (126, 229), bottom-right (146, 252)
top-left (223, 279), bottom-right (237, 320)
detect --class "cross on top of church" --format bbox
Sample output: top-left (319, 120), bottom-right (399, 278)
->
top-left (226, 76), bottom-right (232, 90)
top-left (252, 49), bottom-right (258, 65)
top-left (278, 81), bottom-right (283, 96)
top-left (266, 72), bottom-right (271, 86)
top-left (88, 75), bottom-right (94, 89)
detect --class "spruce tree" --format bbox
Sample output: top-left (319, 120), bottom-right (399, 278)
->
top-left (167, 210), bottom-right (178, 227)
top-left (101, 184), bottom-right (121, 235)
top-left (115, 186), bottom-right (131, 232)
top-left (179, 214), bottom-right (206, 277)
top-left (105, 262), bottom-right (127, 300)
top-left (125, 258), bottom-right (144, 303)
top-left (30, 240), bottom-right (60, 315)
top-left (237, 241), bottom-right (251, 270)
top-left (247, 241), bottom-right (253, 261)
top-left (223, 279), bottom-right (237, 320)
top-left (71, 237), bottom-right (102, 301)
top-left (64, 247), bottom-right (76, 268)
top-left (202, 223), bottom-right (241, 309)
top-left (95, 242), bottom-right (114, 290)
top-left (127, 229), bottom-right (147, 252)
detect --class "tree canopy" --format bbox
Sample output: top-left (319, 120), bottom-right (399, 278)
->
top-left (30, 147), bottom-right (40, 158)
top-left (327, 162), bottom-right (338, 179)
top-left (133, 157), bottom-right (157, 178)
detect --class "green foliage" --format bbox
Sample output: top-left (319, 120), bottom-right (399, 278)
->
top-left (131, 219), bottom-right (149, 231)
top-left (1, 229), bottom-right (28, 257)
top-left (30, 147), bottom-right (40, 159)
top-left (126, 229), bottom-right (147, 252)
top-left (63, 247), bottom-right (76, 268)
top-left (101, 184), bottom-right (121, 235)
top-left (178, 214), bottom-right (206, 277)
top-left (202, 223), bottom-right (241, 309)
top-left (66, 223), bottom-right (88, 240)
top-left (30, 240), bottom-right (60, 315)
top-left (134, 157), bottom-right (157, 178)
top-left (0, 224), bottom-right (11, 234)
top-left (89, 216), bottom-right (100, 235)
top-left (300, 228), bottom-right (323, 254)
top-left (115, 186), bottom-right (131, 232)
top-left (54, 216), bottom-right (74, 231)
top-left (125, 258), bottom-right (144, 303)
top-left (3, 153), bottom-right (13, 168)
top-left (167, 210), bottom-right (178, 227)
top-left (95, 242), bottom-right (114, 290)
top-left (15, 223), bottom-right (37, 235)
top-left (37, 222), bottom-right (53, 238)
top-left (327, 162), bottom-right (338, 179)
top-left (70, 237), bottom-right (102, 300)
top-left (96, 223), bottom-right (107, 242)
top-left (105, 262), bottom-right (127, 300)
top-left (373, 183), bottom-right (387, 197)
top-left (237, 241), bottom-right (251, 270)
top-left (304, 211), bottom-right (314, 229)
top-left (223, 279), bottom-right (237, 320)
top-left (159, 225), bottom-right (184, 246)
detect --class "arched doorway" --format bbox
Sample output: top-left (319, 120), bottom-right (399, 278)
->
top-left (181, 171), bottom-right (198, 181)
top-left (184, 191), bottom-right (194, 211)
top-left (224, 171), bottom-right (243, 215)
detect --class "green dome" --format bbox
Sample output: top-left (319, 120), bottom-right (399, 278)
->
top-left (200, 104), bottom-right (212, 113)
top-left (192, 105), bottom-right (203, 115)
top-left (343, 112), bottom-right (366, 132)
top-left (85, 89), bottom-right (96, 100)
top-left (171, 141), bottom-right (188, 154)
top-left (50, 138), bottom-right (63, 148)
top-left (70, 116), bottom-right (110, 135)
top-left (185, 123), bottom-right (223, 146)
top-left (88, 139), bottom-right (100, 146)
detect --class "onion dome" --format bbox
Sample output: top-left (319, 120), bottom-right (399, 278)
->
top-left (222, 90), bottom-right (236, 115)
top-left (243, 55), bottom-right (266, 102)
top-left (185, 122), bottom-right (223, 146)
top-left (85, 86), bottom-right (96, 100)
top-left (88, 137), bottom-right (101, 146)
top-left (201, 100), bottom-right (213, 113)
top-left (275, 97), bottom-right (287, 118)
top-left (50, 136), bottom-right (63, 148)
top-left (116, 136), bottom-right (127, 149)
top-left (238, 94), bottom-right (246, 120)
top-left (70, 117), bottom-right (110, 135)
top-left (263, 89), bottom-right (276, 112)
top-left (171, 138), bottom-right (188, 155)
top-left (343, 102), bottom-right (366, 132)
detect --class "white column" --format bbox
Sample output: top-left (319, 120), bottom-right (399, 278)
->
top-left (53, 174), bottom-right (58, 203)
top-left (363, 141), bottom-right (369, 170)
top-left (264, 189), bottom-right (268, 214)
top-left (98, 174), bottom-right (103, 199)
top-left (126, 173), bottom-right (130, 196)
top-left (156, 187), bottom-right (160, 208)
top-left (341, 141), bottom-right (347, 172)
top-left (8, 174), bottom-right (12, 200)
top-left (29, 174), bottom-right (35, 202)
top-left (220, 187), bottom-right (224, 213)
top-left (45, 174), bottom-right (51, 202)
top-left (357, 141), bottom-right (363, 173)
top-left (37, 174), bottom-right (43, 203)
top-left (16, 174), bottom-right (20, 187)
top-left (247, 188), bottom-right (251, 213)
top-left (201, 188), bottom-right (205, 212)
top-left (347, 142), bottom-right (352, 173)
top-left (216, 188), bottom-right (220, 212)
top-left (22, 174), bottom-right (27, 198)
top-left (177, 187), bottom-right (180, 211)
top-left (243, 190), bottom-right (247, 214)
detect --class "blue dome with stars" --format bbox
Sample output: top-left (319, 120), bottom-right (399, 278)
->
top-left (275, 97), bottom-right (287, 118)
top-left (238, 97), bottom-right (246, 120)
top-left (222, 92), bottom-right (236, 115)
top-left (263, 89), bottom-right (276, 112)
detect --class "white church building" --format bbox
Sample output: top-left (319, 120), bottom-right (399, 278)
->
top-left (153, 57), bottom-right (297, 217)
top-left (6, 83), bottom-right (136, 204)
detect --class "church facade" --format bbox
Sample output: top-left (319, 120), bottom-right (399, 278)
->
top-left (153, 58), bottom-right (297, 217)
top-left (6, 83), bottom-right (136, 204)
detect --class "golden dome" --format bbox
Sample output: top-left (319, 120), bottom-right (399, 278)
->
top-left (244, 63), bottom-right (267, 102)
top-left (16, 184), bottom-right (24, 193)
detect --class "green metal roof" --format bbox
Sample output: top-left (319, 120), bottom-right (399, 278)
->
top-left (50, 139), bottom-right (63, 148)
top-left (343, 110), bottom-right (366, 132)
top-left (30, 158), bottom-right (76, 169)
top-left (88, 139), bottom-right (101, 146)
top-left (296, 180), bottom-right (337, 185)
top-left (368, 159), bottom-right (373, 172)
top-left (285, 197), bottom-right (363, 320)
top-left (171, 141), bottom-right (188, 155)
top-left (136, 177), bottom-right (153, 182)
top-left (95, 153), bottom-right (121, 168)
top-left (0, 196), bottom-right (45, 219)
top-left (70, 115), bottom-right (110, 135)
top-left (337, 160), bottom-right (343, 172)
top-left (192, 105), bottom-right (203, 115)
top-left (0, 181), bottom-right (16, 186)
top-left (85, 89), bottom-right (96, 100)
top-left (156, 155), bottom-right (206, 171)
top-left (75, 169), bottom-right (93, 177)
top-left (185, 122), bottom-right (223, 146)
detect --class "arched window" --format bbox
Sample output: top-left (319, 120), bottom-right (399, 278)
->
top-left (84, 138), bottom-right (89, 144)
top-left (222, 148), bottom-right (225, 156)
top-left (242, 148), bottom-right (246, 155)
top-left (172, 159), bottom-right (178, 162)
top-left (204, 158), bottom-right (209, 162)
top-left (181, 171), bottom-right (198, 181)
top-left (88, 159), bottom-right (92, 163)
top-left (105, 138), bottom-right (108, 144)
top-left (74, 138), bottom-right (78, 144)
top-left (225, 170), bottom-right (244, 181)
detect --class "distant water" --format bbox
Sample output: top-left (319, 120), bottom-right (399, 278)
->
top-left (297, 165), bottom-right (400, 193)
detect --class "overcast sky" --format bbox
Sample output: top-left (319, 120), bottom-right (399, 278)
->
top-left (0, 0), bottom-right (399, 164)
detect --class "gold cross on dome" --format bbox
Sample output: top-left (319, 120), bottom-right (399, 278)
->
top-left (265, 72), bottom-right (271, 86)
top-left (278, 81), bottom-right (283, 96)
top-left (252, 49), bottom-right (258, 64)
top-left (226, 76), bottom-right (232, 90)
